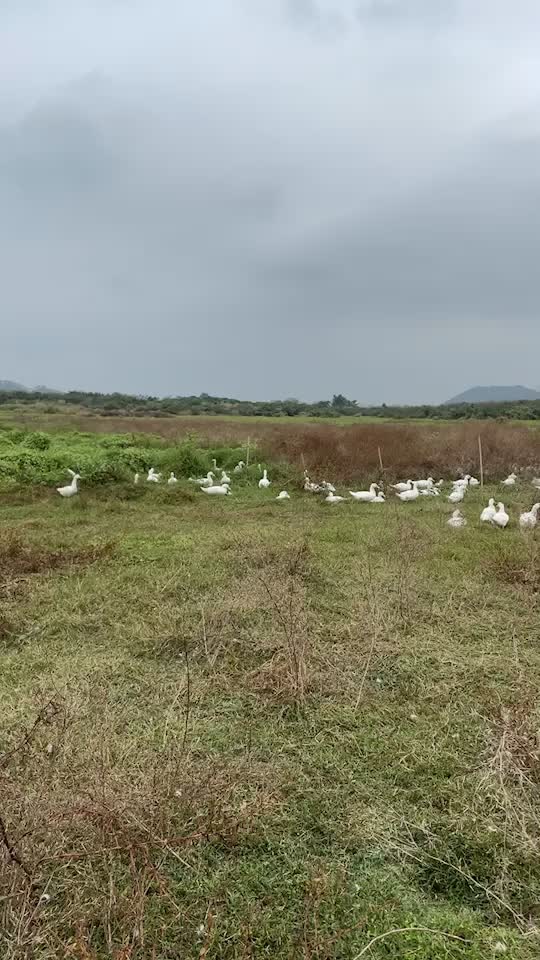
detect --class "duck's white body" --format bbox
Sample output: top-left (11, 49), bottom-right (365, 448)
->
top-left (134, 473), bottom-right (139, 485)
top-left (452, 476), bottom-right (470, 489)
top-left (259, 470), bottom-right (271, 489)
top-left (191, 472), bottom-right (215, 487)
top-left (57, 471), bottom-right (81, 498)
top-left (220, 471), bottom-right (231, 485)
top-left (234, 461), bottom-right (245, 474)
top-left (480, 498), bottom-right (496, 523)
top-left (448, 509), bottom-right (467, 528)
top-left (468, 477), bottom-right (480, 487)
top-left (371, 492), bottom-right (385, 503)
top-left (415, 477), bottom-right (434, 491)
top-left (276, 491), bottom-right (290, 500)
top-left (492, 503), bottom-right (509, 528)
top-left (168, 472), bottom-right (178, 486)
top-left (350, 483), bottom-right (379, 502)
top-left (147, 468), bottom-right (161, 483)
top-left (502, 474), bottom-right (517, 487)
top-left (202, 483), bottom-right (231, 496)
top-left (397, 482), bottom-right (419, 502)
top-left (391, 480), bottom-right (412, 493)
top-left (448, 487), bottom-right (465, 504)
top-left (325, 492), bottom-right (345, 504)
top-left (519, 503), bottom-right (540, 530)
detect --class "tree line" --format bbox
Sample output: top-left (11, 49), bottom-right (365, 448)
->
top-left (1, 389), bottom-right (540, 420)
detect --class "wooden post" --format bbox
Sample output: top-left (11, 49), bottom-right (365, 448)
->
top-left (377, 446), bottom-right (384, 473)
top-left (478, 435), bottom-right (484, 488)
top-left (246, 437), bottom-right (251, 469)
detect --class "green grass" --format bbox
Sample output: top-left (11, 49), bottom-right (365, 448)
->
top-left (1, 469), bottom-right (540, 958)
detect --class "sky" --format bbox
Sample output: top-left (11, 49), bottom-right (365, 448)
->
top-left (2, 0), bottom-right (540, 404)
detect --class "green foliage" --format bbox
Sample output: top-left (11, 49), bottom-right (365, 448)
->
top-left (0, 428), bottom-right (249, 486)
top-left (23, 431), bottom-right (51, 450)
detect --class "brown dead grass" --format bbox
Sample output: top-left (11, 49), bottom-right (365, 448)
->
top-left (0, 535), bottom-right (115, 579)
top-left (487, 540), bottom-right (540, 595)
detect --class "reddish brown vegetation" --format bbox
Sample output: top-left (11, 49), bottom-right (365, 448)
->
top-left (265, 421), bottom-right (540, 482)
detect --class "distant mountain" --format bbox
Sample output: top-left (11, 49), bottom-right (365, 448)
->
top-left (0, 380), bottom-right (28, 392)
top-left (0, 381), bottom-right (63, 394)
top-left (447, 385), bottom-right (540, 404)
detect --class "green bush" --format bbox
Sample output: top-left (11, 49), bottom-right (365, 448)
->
top-left (0, 430), bottom-right (255, 487)
top-left (23, 431), bottom-right (51, 450)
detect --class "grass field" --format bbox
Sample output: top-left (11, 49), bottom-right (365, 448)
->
top-left (1, 445), bottom-right (540, 958)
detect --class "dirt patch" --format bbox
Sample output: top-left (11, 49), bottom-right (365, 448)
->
top-left (487, 541), bottom-right (540, 594)
top-left (0, 534), bottom-right (115, 581)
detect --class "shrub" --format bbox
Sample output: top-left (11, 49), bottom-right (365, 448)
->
top-left (23, 431), bottom-right (51, 450)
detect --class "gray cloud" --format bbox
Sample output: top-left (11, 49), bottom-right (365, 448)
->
top-left (1, 0), bottom-right (540, 402)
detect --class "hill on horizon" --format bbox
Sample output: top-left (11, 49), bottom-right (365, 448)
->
top-left (447, 385), bottom-right (540, 404)
top-left (0, 381), bottom-right (62, 394)
top-left (0, 380), bottom-right (29, 392)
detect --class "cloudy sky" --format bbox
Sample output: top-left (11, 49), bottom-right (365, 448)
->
top-left (2, 0), bottom-right (540, 403)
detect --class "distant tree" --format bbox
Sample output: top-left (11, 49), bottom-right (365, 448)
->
top-left (332, 394), bottom-right (356, 409)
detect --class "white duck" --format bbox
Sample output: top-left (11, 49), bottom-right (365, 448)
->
top-left (502, 473), bottom-right (517, 487)
top-left (480, 498), bottom-right (496, 523)
top-left (220, 471), bottom-right (231, 485)
top-left (167, 472), bottom-right (178, 486)
top-left (234, 461), bottom-right (245, 474)
top-left (415, 477), bottom-right (435, 491)
top-left (453, 475), bottom-right (470, 489)
top-left (519, 503), bottom-right (540, 530)
top-left (370, 491), bottom-right (385, 503)
top-left (325, 492), bottom-right (346, 504)
top-left (189, 471), bottom-right (214, 486)
top-left (134, 472), bottom-right (139, 485)
top-left (276, 490), bottom-right (291, 501)
top-left (397, 482), bottom-right (420, 502)
top-left (448, 487), bottom-right (465, 504)
top-left (435, 479), bottom-right (445, 489)
top-left (57, 470), bottom-right (81, 498)
top-left (492, 503), bottom-right (509, 529)
top-left (350, 483), bottom-right (379, 502)
top-left (147, 468), bottom-right (161, 483)
top-left (202, 483), bottom-right (231, 496)
top-left (320, 480), bottom-right (336, 493)
top-left (391, 480), bottom-right (413, 493)
top-left (448, 509), bottom-right (467, 528)
top-left (259, 469), bottom-right (271, 489)
top-left (468, 477), bottom-right (480, 487)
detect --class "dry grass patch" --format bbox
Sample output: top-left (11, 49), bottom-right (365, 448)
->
top-left (0, 683), bottom-right (283, 958)
top-left (0, 534), bottom-right (115, 580)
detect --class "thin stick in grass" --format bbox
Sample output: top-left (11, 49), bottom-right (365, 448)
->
top-left (352, 926), bottom-right (471, 959)
top-left (478, 434), bottom-right (484, 488)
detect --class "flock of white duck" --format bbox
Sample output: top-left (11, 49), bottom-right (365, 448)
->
top-left (56, 462), bottom-right (540, 531)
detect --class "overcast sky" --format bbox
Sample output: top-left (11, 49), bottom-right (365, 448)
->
top-left (2, 1), bottom-right (540, 403)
